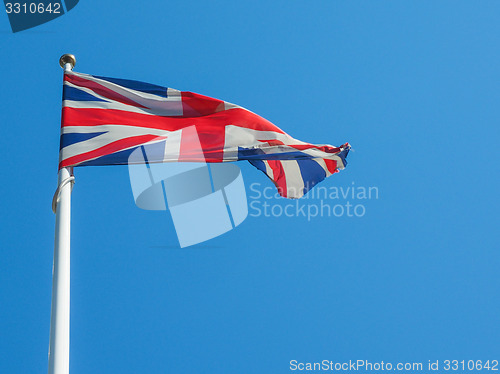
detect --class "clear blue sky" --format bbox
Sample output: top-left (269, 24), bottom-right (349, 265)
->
top-left (0, 1), bottom-right (499, 373)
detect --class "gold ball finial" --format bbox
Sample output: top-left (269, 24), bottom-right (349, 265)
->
top-left (59, 54), bottom-right (76, 69)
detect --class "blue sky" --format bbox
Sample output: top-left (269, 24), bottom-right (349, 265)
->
top-left (0, 1), bottom-right (499, 373)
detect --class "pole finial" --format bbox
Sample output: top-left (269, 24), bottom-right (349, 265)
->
top-left (59, 54), bottom-right (76, 69)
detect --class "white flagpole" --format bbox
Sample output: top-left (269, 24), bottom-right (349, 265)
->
top-left (48, 54), bottom-right (76, 374)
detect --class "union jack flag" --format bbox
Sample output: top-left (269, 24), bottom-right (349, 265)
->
top-left (60, 71), bottom-right (350, 198)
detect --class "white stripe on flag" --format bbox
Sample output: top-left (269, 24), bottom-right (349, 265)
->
top-left (281, 160), bottom-right (305, 198)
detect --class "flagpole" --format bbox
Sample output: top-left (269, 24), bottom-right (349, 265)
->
top-left (48, 54), bottom-right (76, 374)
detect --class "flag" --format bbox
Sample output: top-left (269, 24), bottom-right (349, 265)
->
top-left (60, 71), bottom-right (350, 198)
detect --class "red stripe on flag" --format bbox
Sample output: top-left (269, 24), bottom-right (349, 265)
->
top-left (267, 160), bottom-right (288, 198)
top-left (181, 91), bottom-right (225, 117)
top-left (257, 138), bottom-right (343, 155)
top-left (65, 73), bottom-right (148, 109)
top-left (62, 107), bottom-right (286, 134)
top-left (324, 159), bottom-right (338, 174)
top-left (59, 134), bottom-right (160, 168)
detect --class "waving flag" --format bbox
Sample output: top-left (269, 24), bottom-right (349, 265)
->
top-left (60, 71), bottom-right (350, 198)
